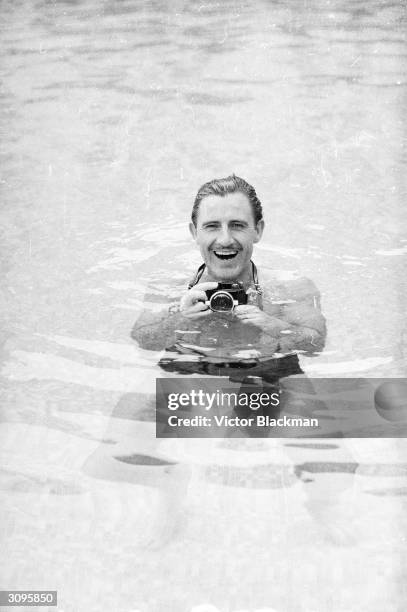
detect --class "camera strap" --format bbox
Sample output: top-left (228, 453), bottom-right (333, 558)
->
top-left (188, 261), bottom-right (262, 295)
top-left (187, 263), bottom-right (206, 289)
top-left (251, 261), bottom-right (262, 295)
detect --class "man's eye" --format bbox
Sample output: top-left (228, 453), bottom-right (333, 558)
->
top-left (231, 223), bottom-right (245, 229)
top-left (204, 224), bottom-right (218, 230)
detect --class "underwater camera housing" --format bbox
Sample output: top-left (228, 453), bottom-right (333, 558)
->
top-left (205, 282), bottom-right (248, 313)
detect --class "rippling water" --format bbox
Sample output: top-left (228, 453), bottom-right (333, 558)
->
top-left (1, 0), bottom-right (406, 372)
top-left (1, 1), bottom-right (407, 611)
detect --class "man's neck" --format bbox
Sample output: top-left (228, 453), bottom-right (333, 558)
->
top-left (202, 264), bottom-right (254, 286)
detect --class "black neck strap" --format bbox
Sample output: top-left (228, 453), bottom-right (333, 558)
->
top-left (188, 261), bottom-right (262, 294)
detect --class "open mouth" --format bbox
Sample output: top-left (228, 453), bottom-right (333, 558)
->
top-left (213, 250), bottom-right (238, 261)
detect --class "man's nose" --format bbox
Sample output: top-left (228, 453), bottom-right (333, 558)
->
top-left (217, 226), bottom-right (234, 245)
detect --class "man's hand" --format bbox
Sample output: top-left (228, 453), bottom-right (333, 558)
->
top-left (235, 300), bottom-right (326, 353)
top-left (234, 305), bottom-right (287, 336)
top-left (179, 282), bottom-right (218, 320)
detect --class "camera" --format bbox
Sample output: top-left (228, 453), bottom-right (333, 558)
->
top-left (205, 282), bottom-right (247, 313)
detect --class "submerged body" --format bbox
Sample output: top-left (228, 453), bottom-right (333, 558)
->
top-left (131, 265), bottom-right (326, 366)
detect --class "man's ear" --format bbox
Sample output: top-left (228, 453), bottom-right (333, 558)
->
top-left (189, 222), bottom-right (197, 240)
top-left (253, 219), bottom-right (265, 243)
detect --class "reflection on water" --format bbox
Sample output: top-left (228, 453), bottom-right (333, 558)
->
top-left (1, 1), bottom-right (407, 611)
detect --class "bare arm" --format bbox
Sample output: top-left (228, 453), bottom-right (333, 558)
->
top-left (131, 281), bottom-right (218, 351)
top-left (131, 307), bottom-right (187, 351)
top-left (235, 277), bottom-right (326, 355)
top-left (275, 294), bottom-right (326, 354)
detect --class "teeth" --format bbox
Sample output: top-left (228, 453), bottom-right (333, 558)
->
top-left (214, 250), bottom-right (238, 260)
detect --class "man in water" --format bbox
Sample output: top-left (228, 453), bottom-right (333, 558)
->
top-left (132, 174), bottom-right (326, 383)
top-left (83, 178), bottom-right (340, 547)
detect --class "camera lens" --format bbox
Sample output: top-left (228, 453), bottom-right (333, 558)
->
top-left (209, 291), bottom-right (234, 312)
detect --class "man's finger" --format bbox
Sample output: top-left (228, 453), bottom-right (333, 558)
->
top-left (190, 301), bottom-right (209, 312)
top-left (181, 302), bottom-right (209, 317)
top-left (187, 289), bottom-right (208, 303)
top-left (191, 281), bottom-right (219, 291)
top-left (181, 290), bottom-right (207, 309)
top-left (182, 283), bottom-right (218, 306)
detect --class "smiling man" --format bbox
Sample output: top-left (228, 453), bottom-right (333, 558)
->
top-left (132, 175), bottom-right (326, 379)
top-left (190, 188), bottom-right (263, 284)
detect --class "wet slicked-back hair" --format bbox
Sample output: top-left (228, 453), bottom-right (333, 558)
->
top-left (191, 174), bottom-right (263, 227)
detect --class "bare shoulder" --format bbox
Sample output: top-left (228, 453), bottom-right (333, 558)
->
top-left (258, 268), bottom-right (320, 301)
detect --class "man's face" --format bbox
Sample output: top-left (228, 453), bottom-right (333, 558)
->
top-left (189, 191), bottom-right (264, 281)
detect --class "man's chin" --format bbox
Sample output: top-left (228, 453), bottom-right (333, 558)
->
top-left (207, 261), bottom-right (246, 281)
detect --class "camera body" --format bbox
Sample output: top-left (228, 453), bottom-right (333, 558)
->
top-left (205, 282), bottom-right (247, 313)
